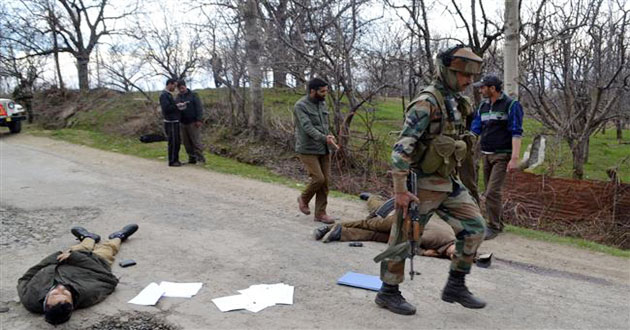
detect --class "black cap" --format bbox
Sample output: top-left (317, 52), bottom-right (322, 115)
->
top-left (473, 74), bottom-right (502, 88)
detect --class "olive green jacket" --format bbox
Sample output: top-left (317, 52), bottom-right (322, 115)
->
top-left (17, 251), bottom-right (119, 313)
top-left (293, 96), bottom-right (330, 155)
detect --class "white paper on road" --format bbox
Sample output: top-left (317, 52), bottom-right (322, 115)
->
top-left (212, 294), bottom-right (252, 312)
top-left (238, 283), bottom-right (294, 305)
top-left (128, 282), bottom-right (165, 305)
top-left (159, 281), bottom-right (203, 298)
top-left (213, 283), bottom-right (294, 313)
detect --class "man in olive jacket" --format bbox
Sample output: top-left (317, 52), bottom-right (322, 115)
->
top-left (17, 224), bottom-right (138, 325)
top-left (294, 78), bottom-right (338, 224)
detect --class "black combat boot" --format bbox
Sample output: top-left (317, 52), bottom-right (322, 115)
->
top-left (441, 270), bottom-right (486, 309)
top-left (322, 224), bottom-right (342, 243)
top-left (312, 225), bottom-right (331, 240)
top-left (71, 226), bottom-right (101, 243)
top-left (108, 224), bottom-right (139, 242)
top-left (375, 283), bottom-right (416, 315)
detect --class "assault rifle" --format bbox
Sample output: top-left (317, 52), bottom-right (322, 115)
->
top-left (373, 171), bottom-right (422, 281)
top-left (406, 171), bottom-right (422, 280)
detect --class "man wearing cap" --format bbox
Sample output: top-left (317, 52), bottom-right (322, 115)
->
top-left (373, 45), bottom-right (487, 315)
top-left (471, 74), bottom-right (524, 240)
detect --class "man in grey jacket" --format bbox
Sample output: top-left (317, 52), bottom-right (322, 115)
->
top-left (294, 78), bottom-right (338, 224)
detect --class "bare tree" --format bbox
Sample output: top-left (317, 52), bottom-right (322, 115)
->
top-left (384, 0), bottom-right (437, 100)
top-left (8, 0), bottom-right (139, 91)
top-left (134, 16), bottom-right (202, 81)
top-left (101, 44), bottom-right (153, 101)
top-left (260, 0), bottom-right (291, 87)
top-left (520, 0), bottom-right (630, 179)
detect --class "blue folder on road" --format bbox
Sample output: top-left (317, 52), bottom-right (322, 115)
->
top-left (337, 272), bottom-right (382, 291)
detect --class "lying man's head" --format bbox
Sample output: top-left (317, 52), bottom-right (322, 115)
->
top-left (43, 284), bottom-right (74, 325)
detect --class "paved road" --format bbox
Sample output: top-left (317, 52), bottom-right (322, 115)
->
top-left (1, 134), bottom-right (629, 329)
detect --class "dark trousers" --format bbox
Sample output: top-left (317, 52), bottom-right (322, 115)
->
top-left (181, 123), bottom-right (205, 162)
top-left (164, 121), bottom-right (181, 165)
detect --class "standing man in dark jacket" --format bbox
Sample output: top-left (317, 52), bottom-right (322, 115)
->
top-left (294, 78), bottom-right (338, 224)
top-left (176, 80), bottom-right (206, 164)
top-left (471, 74), bottom-right (524, 240)
top-left (160, 78), bottom-right (182, 167)
top-left (17, 224), bottom-right (138, 325)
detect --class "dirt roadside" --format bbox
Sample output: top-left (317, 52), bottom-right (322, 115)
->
top-left (1, 134), bottom-right (629, 330)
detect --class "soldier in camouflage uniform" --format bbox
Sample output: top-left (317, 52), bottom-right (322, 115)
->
top-left (373, 45), bottom-right (487, 315)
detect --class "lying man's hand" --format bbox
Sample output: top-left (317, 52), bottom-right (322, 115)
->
top-left (56, 250), bottom-right (71, 262)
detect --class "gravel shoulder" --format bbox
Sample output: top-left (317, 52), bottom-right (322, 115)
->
top-left (1, 134), bottom-right (629, 330)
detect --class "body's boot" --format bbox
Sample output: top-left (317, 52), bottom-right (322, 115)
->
top-left (375, 283), bottom-right (416, 315)
top-left (71, 226), bottom-right (101, 243)
top-left (108, 224), bottom-right (139, 242)
top-left (312, 225), bottom-right (331, 240)
top-left (322, 224), bottom-right (342, 243)
top-left (441, 270), bottom-right (486, 309)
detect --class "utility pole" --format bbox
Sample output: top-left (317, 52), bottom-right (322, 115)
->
top-left (504, 0), bottom-right (519, 98)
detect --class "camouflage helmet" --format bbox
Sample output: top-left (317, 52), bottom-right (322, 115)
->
top-left (435, 45), bottom-right (483, 91)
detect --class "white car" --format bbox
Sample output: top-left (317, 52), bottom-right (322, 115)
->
top-left (0, 98), bottom-right (26, 133)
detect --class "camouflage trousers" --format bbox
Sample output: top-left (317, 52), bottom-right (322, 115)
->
top-left (380, 183), bottom-right (486, 285)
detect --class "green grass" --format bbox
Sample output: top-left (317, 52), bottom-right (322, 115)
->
top-left (505, 225), bottom-right (630, 258)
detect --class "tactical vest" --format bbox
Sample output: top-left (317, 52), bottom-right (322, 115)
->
top-left (407, 85), bottom-right (472, 178)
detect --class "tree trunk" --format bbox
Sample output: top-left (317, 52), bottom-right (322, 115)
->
top-left (504, 0), bottom-right (520, 98)
top-left (570, 138), bottom-right (588, 180)
top-left (273, 69), bottom-right (287, 88)
top-left (52, 35), bottom-right (65, 90)
top-left (76, 53), bottom-right (90, 92)
top-left (616, 119), bottom-right (623, 142)
top-left (242, 0), bottom-right (265, 136)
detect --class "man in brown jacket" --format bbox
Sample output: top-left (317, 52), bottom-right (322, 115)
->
top-left (294, 78), bottom-right (339, 224)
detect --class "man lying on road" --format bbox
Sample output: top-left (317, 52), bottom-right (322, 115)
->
top-left (17, 224), bottom-right (138, 325)
top-left (313, 194), bottom-right (491, 263)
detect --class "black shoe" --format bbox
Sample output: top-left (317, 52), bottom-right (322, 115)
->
top-left (169, 161), bottom-right (182, 167)
top-left (71, 227), bottom-right (101, 243)
top-left (322, 224), bottom-right (342, 243)
top-left (484, 228), bottom-right (500, 240)
top-left (108, 224), bottom-right (139, 242)
top-left (312, 225), bottom-right (331, 240)
top-left (359, 192), bottom-right (371, 201)
top-left (441, 270), bottom-right (486, 309)
top-left (375, 283), bottom-right (416, 315)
